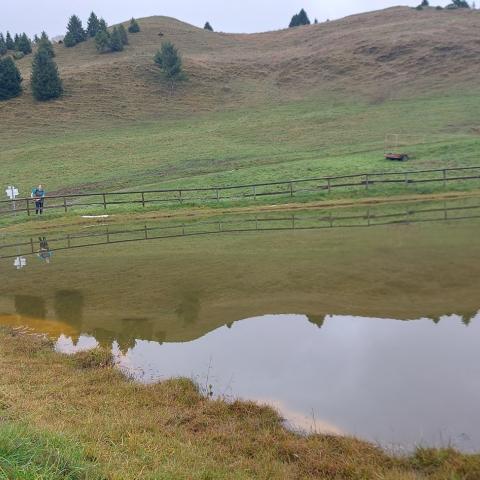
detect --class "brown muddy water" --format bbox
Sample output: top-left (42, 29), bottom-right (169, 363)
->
top-left (1, 197), bottom-right (479, 451)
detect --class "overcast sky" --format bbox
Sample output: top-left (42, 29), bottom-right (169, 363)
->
top-left (1, 0), bottom-right (452, 37)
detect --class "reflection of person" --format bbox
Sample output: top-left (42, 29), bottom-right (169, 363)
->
top-left (31, 184), bottom-right (46, 214)
top-left (37, 237), bottom-right (53, 264)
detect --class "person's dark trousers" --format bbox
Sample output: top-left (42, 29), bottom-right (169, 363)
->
top-left (35, 199), bottom-right (44, 214)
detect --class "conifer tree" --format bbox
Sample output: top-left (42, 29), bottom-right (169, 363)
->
top-left (65, 15), bottom-right (86, 47)
top-left (128, 18), bottom-right (140, 33)
top-left (14, 33), bottom-right (20, 49)
top-left (5, 32), bottom-right (14, 50)
top-left (109, 27), bottom-right (124, 52)
top-left (95, 29), bottom-right (111, 53)
top-left (34, 34), bottom-right (40, 44)
top-left (98, 18), bottom-right (108, 33)
top-left (204, 22), bottom-right (214, 31)
top-left (298, 9), bottom-right (311, 25)
top-left (87, 12), bottom-right (100, 37)
top-left (63, 32), bottom-right (76, 48)
top-left (38, 31), bottom-right (55, 57)
top-left (154, 41), bottom-right (186, 93)
top-left (31, 49), bottom-right (63, 100)
top-left (118, 24), bottom-right (129, 45)
top-left (0, 56), bottom-right (22, 100)
top-left (17, 33), bottom-right (32, 54)
top-left (289, 8), bottom-right (311, 27)
top-left (0, 34), bottom-right (7, 56)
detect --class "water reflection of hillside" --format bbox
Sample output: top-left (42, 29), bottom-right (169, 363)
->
top-left (1, 197), bottom-right (480, 347)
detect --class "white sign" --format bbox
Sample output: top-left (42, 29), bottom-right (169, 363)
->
top-left (14, 257), bottom-right (27, 269)
top-left (5, 186), bottom-right (19, 200)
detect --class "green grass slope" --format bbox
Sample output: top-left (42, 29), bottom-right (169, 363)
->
top-left (1, 7), bottom-right (479, 201)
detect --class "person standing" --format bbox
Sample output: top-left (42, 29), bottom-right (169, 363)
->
top-left (31, 184), bottom-right (46, 214)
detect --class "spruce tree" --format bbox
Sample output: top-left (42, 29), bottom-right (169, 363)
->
top-left (0, 57), bottom-right (22, 100)
top-left (98, 18), bottom-right (108, 33)
top-left (95, 30), bottom-right (111, 53)
top-left (128, 18), bottom-right (140, 33)
top-left (0, 34), bottom-right (7, 56)
top-left (63, 32), bottom-right (76, 48)
top-left (289, 9), bottom-right (311, 27)
top-left (87, 12), bottom-right (100, 37)
top-left (298, 9), bottom-right (311, 25)
top-left (6, 32), bottom-right (14, 50)
top-left (17, 33), bottom-right (32, 54)
top-left (421, 0), bottom-right (429, 5)
top-left (31, 49), bottom-right (63, 101)
top-left (204, 22), bottom-right (214, 31)
top-left (34, 34), bottom-right (40, 44)
top-left (14, 33), bottom-right (20, 49)
top-left (65, 15), bottom-right (86, 47)
top-left (109, 27), bottom-right (124, 52)
top-left (38, 31), bottom-right (55, 57)
top-left (118, 24), bottom-right (129, 45)
top-left (154, 41), bottom-right (185, 93)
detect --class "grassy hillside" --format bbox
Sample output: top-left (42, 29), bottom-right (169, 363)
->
top-left (1, 7), bottom-right (480, 202)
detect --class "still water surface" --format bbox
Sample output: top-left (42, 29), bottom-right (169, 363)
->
top-left (1, 199), bottom-right (480, 451)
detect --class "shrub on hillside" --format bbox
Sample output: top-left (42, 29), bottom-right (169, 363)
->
top-left (289, 9), bottom-right (311, 27)
top-left (109, 27), bottom-right (124, 52)
top-left (118, 24), bottom-right (129, 45)
top-left (204, 22), bottom-right (214, 31)
top-left (154, 41), bottom-right (186, 93)
top-left (31, 49), bottom-right (63, 101)
top-left (95, 29), bottom-right (111, 53)
top-left (12, 51), bottom-right (24, 60)
top-left (0, 56), bottom-right (22, 100)
top-left (128, 18), bottom-right (140, 33)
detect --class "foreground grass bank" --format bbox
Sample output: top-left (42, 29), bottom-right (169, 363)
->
top-left (0, 330), bottom-right (479, 479)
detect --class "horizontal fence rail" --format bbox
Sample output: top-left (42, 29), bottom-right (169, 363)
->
top-left (2, 200), bottom-right (480, 262)
top-left (1, 166), bottom-right (480, 218)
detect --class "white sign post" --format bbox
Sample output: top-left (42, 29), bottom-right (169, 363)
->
top-left (5, 186), bottom-right (19, 215)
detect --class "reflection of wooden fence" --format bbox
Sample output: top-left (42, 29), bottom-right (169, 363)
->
top-left (1, 166), bottom-right (480, 217)
top-left (1, 200), bottom-right (480, 261)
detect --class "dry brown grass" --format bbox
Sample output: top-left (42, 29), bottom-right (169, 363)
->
top-left (1, 329), bottom-right (479, 479)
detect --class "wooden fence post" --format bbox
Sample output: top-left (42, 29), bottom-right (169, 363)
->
top-left (179, 190), bottom-right (183, 204)
top-left (365, 174), bottom-right (370, 190)
top-left (216, 189), bottom-right (220, 202)
top-left (102, 194), bottom-right (107, 210)
top-left (443, 169), bottom-right (447, 188)
top-left (327, 178), bottom-right (331, 193)
top-left (141, 192), bottom-right (145, 208)
top-left (290, 182), bottom-right (294, 197)
top-left (26, 198), bottom-right (30, 216)
top-left (253, 185), bottom-right (257, 201)
top-left (63, 196), bottom-right (68, 213)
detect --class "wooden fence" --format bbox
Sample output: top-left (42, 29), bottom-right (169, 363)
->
top-left (2, 199), bottom-right (480, 261)
top-left (1, 165), bottom-right (480, 217)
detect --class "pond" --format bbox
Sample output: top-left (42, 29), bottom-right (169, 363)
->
top-left (1, 197), bottom-right (479, 451)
